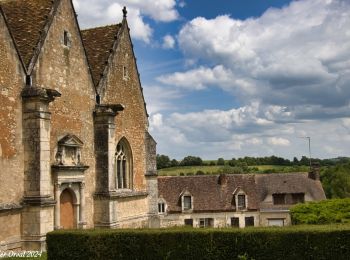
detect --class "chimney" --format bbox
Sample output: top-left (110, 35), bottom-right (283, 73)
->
top-left (308, 162), bottom-right (320, 180)
top-left (218, 174), bottom-right (228, 185)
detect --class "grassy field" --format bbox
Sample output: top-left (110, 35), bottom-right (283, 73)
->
top-left (158, 165), bottom-right (310, 176)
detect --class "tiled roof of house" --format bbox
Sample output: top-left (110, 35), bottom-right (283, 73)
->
top-left (158, 174), bottom-right (259, 213)
top-left (158, 173), bottom-right (326, 213)
top-left (0, 0), bottom-right (55, 68)
top-left (81, 24), bottom-right (122, 86)
top-left (255, 173), bottom-right (326, 210)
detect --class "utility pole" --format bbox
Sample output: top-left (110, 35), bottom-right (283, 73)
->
top-left (299, 136), bottom-right (312, 171)
top-left (306, 136), bottom-right (312, 171)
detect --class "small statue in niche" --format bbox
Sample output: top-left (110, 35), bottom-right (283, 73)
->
top-left (55, 149), bottom-right (63, 165)
top-left (77, 149), bottom-right (82, 165)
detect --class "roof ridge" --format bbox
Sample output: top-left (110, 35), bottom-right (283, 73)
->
top-left (81, 23), bottom-right (122, 32)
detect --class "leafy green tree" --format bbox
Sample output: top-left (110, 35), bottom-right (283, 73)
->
top-left (180, 156), bottom-right (203, 166)
top-left (217, 158), bottom-right (225, 166)
top-left (320, 163), bottom-right (350, 198)
top-left (156, 154), bottom-right (171, 169)
top-left (170, 159), bottom-right (179, 167)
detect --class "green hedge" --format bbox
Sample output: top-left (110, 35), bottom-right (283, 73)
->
top-left (291, 198), bottom-right (350, 224)
top-left (47, 225), bottom-right (350, 260)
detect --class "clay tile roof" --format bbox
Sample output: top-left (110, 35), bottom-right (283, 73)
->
top-left (81, 24), bottom-right (122, 86)
top-left (0, 0), bottom-right (54, 68)
top-left (158, 174), bottom-right (259, 213)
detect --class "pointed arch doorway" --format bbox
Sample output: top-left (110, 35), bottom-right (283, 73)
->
top-left (60, 189), bottom-right (75, 229)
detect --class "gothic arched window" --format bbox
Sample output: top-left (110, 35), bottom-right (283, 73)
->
top-left (115, 138), bottom-right (133, 189)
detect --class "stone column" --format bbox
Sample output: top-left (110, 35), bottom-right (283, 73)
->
top-left (94, 104), bottom-right (124, 194)
top-left (21, 85), bottom-right (61, 250)
top-left (145, 132), bottom-right (159, 228)
top-left (93, 104), bottom-right (123, 228)
top-left (54, 183), bottom-right (61, 230)
top-left (22, 86), bottom-right (61, 201)
top-left (79, 182), bottom-right (86, 228)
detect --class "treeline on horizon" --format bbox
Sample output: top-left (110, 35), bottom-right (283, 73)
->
top-left (156, 154), bottom-right (350, 169)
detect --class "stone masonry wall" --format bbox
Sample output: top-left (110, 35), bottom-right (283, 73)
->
top-left (33, 0), bottom-right (96, 228)
top-left (0, 211), bottom-right (22, 250)
top-left (0, 10), bottom-right (25, 204)
top-left (101, 24), bottom-right (149, 192)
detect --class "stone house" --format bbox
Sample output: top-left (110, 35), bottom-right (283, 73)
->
top-left (0, 0), bottom-right (158, 251)
top-left (157, 172), bottom-right (325, 228)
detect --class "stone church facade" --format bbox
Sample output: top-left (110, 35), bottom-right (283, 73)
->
top-left (0, 0), bottom-right (158, 251)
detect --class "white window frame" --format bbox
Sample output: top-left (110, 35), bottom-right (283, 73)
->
top-left (234, 190), bottom-right (248, 211)
top-left (181, 193), bottom-right (193, 212)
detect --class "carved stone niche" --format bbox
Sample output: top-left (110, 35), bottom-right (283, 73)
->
top-left (55, 134), bottom-right (84, 166)
top-left (52, 134), bottom-right (89, 184)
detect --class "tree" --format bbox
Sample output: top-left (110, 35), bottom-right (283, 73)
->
top-left (156, 154), bottom-right (171, 169)
top-left (170, 159), bottom-right (179, 167)
top-left (180, 156), bottom-right (203, 166)
top-left (293, 157), bottom-right (299, 165)
top-left (321, 163), bottom-right (350, 199)
top-left (217, 158), bottom-right (225, 166)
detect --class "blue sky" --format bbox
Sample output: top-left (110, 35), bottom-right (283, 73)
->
top-left (74, 0), bottom-right (350, 160)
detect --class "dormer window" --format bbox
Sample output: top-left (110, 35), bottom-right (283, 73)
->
top-left (158, 202), bottom-right (165, 213)
top-left (233, 188), bottom-right (247, 211)
top-left (237, 194), bottom-right (246, 210)
top-left (183, 195), bottom-right (192, 210)
top-left (180, 190), bottom-right (193, 212)
top-left (158, 197), bottom-right (167, 214)
top-left (273, 194), bottom-right (286, 205)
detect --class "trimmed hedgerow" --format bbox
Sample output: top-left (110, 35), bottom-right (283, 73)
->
top-left (47, 225), bottom-right (350, 260)
top-left (291, 198), bottom-right (350, 224)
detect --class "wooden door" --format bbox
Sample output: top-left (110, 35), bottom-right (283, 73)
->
top-left (60, 189), bottom-right (75, 229)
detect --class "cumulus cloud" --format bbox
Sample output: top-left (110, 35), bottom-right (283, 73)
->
top-left (143, 85), bottom-right (182, 114)
top-left (162, 35), bottom-right (176, 49)
top-left (73, 0), bottom-right (179, 42)
top-left (161, 0), bottom-right (350, 119)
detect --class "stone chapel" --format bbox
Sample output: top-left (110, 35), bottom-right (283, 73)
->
top-left (0, 0), bottom-right (158, 251)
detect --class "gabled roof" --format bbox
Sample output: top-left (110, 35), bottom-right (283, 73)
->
top-left (158, 173), bottom-right (326, 214)
top-left (158, 175), bottom-right (259, 213)
top-left (0, 0), bottom-right (55, 70)
top-left (255, 173), bottom-right (326, 209)
top-left (81, 24), bottom-right (122, 86)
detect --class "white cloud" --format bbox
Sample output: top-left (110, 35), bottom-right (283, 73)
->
top-left (162, 35), bottom-right (176, 49)
top-left (107, 3), bottom-right (152, 43)
top-left (267, 137), bottom-right (291, 147)
top-left (73, 0), bottom-right (179, 43)
top-left (143, 85), bottom-right (182, 114)
top-left (157, 65), bottom-right (235, 90)
top-left (163, 0), bottom-right (350, 118)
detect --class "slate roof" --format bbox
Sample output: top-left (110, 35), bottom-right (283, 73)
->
top-left (158, 173), bottom-right (326, 213)
top-left (158, 174), bottom-right (259, 213)
top-left (81, 24), bottom-right (122, 86)
top-left (0, 0), bottom-right (55, 68)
